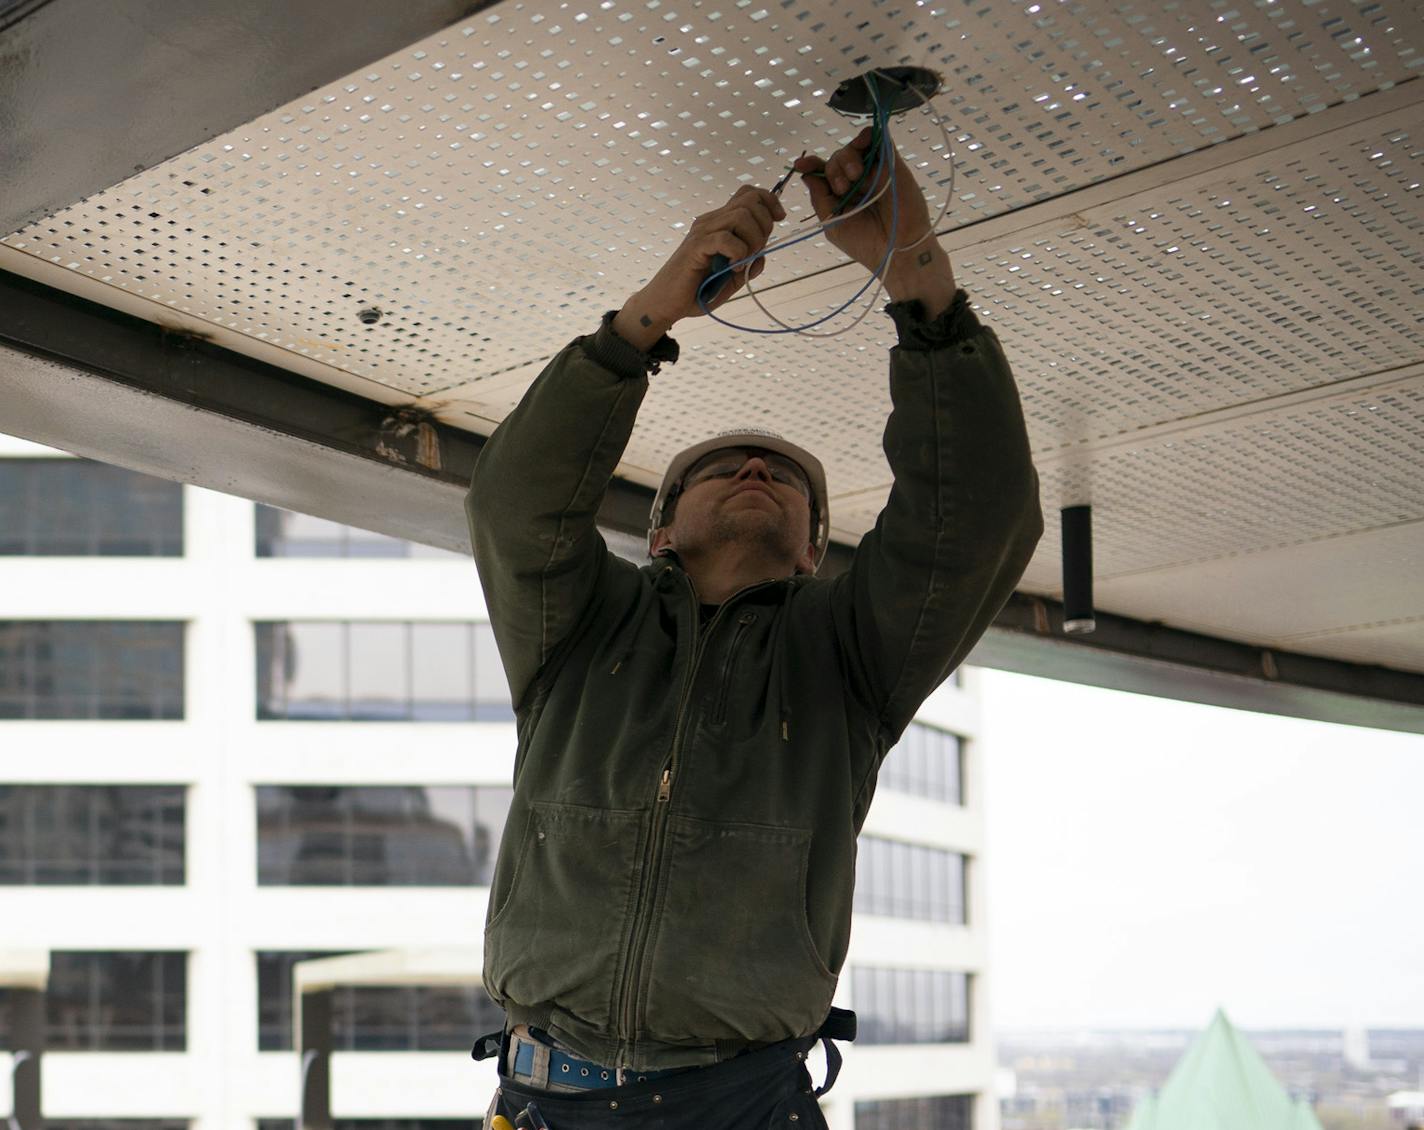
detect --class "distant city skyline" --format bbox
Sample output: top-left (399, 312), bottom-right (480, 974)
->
top-left (995, 1022), bottom-right (1424, 1130)
top-left (979, 669), bottom-right (1424, 1032)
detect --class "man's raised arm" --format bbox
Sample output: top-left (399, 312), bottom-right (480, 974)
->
top-left (466, 323), bottom-right (651, 710)
top-left (466, 184), bottom-right (787, 708)
top-left (795, 131), bottom-right (1043, 737)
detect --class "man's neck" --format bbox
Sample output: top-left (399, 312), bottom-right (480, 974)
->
top-left (678, 547), bottom-right (795, 605)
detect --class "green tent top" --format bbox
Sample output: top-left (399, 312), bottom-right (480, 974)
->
top-left (1124, 1009), bottom-right (1325, 1130)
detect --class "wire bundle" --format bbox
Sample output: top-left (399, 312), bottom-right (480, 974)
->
top-left (694, 68), bottom-right (956, 338)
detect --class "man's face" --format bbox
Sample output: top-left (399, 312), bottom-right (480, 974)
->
top-left (656, 447), bottom-right (816, 573)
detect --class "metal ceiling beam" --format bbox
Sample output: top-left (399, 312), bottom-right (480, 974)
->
top-left (0, 266), bottom-right (486, 551)
top-left (969, 595), bottom-right (1424, 737)
top-left (0, 266), bottom-right (665, 557)
top-left (0, 0), bottom-right (497, 237)
top-left (1, 266), bottom-right (1421, 734)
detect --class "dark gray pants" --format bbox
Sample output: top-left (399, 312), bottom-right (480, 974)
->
top-left (474, 1009), bottom-right (855, 1129)
top-left (489, 1036), bottom-right (828, 1130)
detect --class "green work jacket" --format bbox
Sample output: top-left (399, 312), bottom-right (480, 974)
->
top-left (466, 290), bottom-right (1042, 1072)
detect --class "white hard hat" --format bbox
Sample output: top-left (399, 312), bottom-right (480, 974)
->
top-left (648, 428), bottom-right (830, 572)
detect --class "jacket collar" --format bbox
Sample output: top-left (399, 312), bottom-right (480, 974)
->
top-left (649, 551), bottom-right (803, 599)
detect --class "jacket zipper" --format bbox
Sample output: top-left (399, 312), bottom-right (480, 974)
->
top-left (614, 581), bottom-right (769, 1061)
top-left (710, 611), bottom-right (757, 726)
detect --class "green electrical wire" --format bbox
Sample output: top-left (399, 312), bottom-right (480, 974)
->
top-left (798, 72), bottom-right (893, 218)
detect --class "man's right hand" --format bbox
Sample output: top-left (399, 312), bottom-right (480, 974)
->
top-left (614, 185), bottom-right (787, 349)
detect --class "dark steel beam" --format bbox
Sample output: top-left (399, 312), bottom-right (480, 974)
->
top-left (2, 266), bottom-right (1421, 733)
top-left (1, 0), bottom-right (497, 236)
top-left (969, 594), bottom-right (1424, 736)
top-left (0, 273), bottom-right (481, 554)
top-left (0, 266), bottom-right (669, 555)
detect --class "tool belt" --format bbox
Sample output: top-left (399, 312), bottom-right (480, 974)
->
top-left (473, 1008), bottom-right (856, 1129)
top-left (506, 1029), bottom-right (691, 1090)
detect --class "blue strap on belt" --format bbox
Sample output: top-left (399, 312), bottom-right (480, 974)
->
top-left (512, 1038), bottom-right (686, 1091)
top-left (488, 1007), bottom-right (859, 1096)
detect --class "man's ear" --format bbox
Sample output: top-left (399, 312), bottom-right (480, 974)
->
top-left (794, 541), bottom-right (816, 575)
top-left (650, 526), bottom-right (675, 558)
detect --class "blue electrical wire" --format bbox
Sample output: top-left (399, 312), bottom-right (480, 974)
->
top-left (694, 125), bottom-right (896, 333)
top-left (694, 115), bottom-right (894, 332)
top-left (694, 82), bottom-right (899, 334)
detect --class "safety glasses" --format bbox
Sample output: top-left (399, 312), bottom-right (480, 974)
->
top-left (682, 448), bottom-right (812, 499)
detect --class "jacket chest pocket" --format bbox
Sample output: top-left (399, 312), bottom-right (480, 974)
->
top-left (708, 611), bottom-right (760, 728)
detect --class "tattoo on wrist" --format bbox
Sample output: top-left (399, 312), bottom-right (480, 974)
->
top-left (640, 314), bottom-right (653, 327)
top-left (917, 250), bottom-right (933, 267)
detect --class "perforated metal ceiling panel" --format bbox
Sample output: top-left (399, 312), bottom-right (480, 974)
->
top-left (2, 0), bottom-right (1422, 678)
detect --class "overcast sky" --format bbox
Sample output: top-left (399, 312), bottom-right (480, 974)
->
top-left (978, 669), bottom-right (1424, 1033)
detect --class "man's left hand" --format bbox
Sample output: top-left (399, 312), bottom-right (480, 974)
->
top-left (793, 128), bottom-right (934, 275)
top-left (615, 127), bottom-right (956, 349)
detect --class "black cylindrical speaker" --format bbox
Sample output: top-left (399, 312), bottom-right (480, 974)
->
top-left (1061, 504), bottom-right (1095, 635)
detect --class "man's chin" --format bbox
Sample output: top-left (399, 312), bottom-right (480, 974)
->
top-left (722, 509), bottom-right (781, 532)
top-left (714, 513), bottom-right (803, 557)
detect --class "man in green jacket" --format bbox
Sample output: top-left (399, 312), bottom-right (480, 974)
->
top-left (467, 127), bottom-right (1042, 1128)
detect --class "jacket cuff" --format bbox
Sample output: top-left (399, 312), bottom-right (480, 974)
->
top-left (883, 289), bottom-right (981, 351)
top-left (577, 309), bottom-right (681, 378)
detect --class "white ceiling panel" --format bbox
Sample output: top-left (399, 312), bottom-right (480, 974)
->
top-left (1019, 371), bottom-right (1424, 585)
top-left (1280, 618), bottom-right (1424, 673)
top-left (2, 0), bottom-right (1422, 677)
top-left (5, 0), bottom-right (1419, 401)
top-left (967, 115), bottom-right (1424, 445)
top-left (1083, 519), bottom-right (1424, 640)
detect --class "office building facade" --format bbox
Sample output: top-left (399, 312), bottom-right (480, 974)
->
top-left (0, 437), bottom-right (996, 1130)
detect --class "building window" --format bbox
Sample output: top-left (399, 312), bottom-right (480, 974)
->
top-left (44, 1122), bottom-right (189, 1130)
top-left (880, 724), bottom-right (964, 804)
top-left (855, 1094), bottom-right (974, 1130)
top-left (258, 1121), bottom-right (479, 1130)
top-left (0, 458), bottom-right (183, 557)
top-left (855, 836), bottom-right (967, 924)
top-left (852, 967), bottom-right (971, 1045)
top-left (26, 952), bottom-right (186, 1051)
top-left (256, 785), bottom-right (511, 887)
top-left (256, 952), bottom-right (505, 1051)
top-left (255, 505), bottom-right (465, 559)
top-left (255, 621), bottom-right (510, 722)
top-left (0, 785), bottom-right (184, 885)
top-left (0, 621), bottom-right (184, 720)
